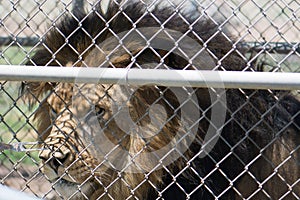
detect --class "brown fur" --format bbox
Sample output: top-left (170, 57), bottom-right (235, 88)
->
top-left (22, 1), bottom-right (299, 199)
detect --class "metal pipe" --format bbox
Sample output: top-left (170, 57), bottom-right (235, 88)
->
top-left (0, 65), bottom-right (299, 90)
top-left (0, 184), bottom-right (41, 200)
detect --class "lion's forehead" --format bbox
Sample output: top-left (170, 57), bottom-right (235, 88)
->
top-left (48, 83), bottom-right (114, 112)
top-left (48, 83), bottom-right (135, 107)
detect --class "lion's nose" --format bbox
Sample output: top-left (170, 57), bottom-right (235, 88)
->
top-left (39, 149), bottom-right (71, 173)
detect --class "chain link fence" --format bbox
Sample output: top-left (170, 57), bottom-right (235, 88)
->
top-left (0, 0), bottom-right (299, 199)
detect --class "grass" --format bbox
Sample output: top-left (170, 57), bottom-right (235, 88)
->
top-left (0, 150), bottom-right (39, 165)
top-left (0, 46), bottom-right (40, 165)
top-left (0, 95), bottom-right (40, 165)
top-left (0, 46), bottom-right (31, 65)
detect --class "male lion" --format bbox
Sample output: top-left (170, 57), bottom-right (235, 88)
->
top-left (23, 1), bottom-right (299, 199)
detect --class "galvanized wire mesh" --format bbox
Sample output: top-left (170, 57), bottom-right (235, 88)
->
top-left (0, 0), bottom-right (299, 200)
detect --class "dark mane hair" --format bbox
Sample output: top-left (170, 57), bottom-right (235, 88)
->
top-left (26, 1), bottom-right (246, 70)
top-left (22, 1), bottom-right (300, 199)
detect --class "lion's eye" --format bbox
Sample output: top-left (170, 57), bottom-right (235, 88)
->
top-left (50, 109), bottom-right (57, 121)
top-left (95, 105), bottom-right (105, 119)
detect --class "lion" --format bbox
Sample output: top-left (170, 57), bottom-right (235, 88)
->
top-left (22, 1), bottom-right (299, 199)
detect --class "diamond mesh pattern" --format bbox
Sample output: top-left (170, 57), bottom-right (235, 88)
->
top-left (0, 0), bottom-right (299, 199)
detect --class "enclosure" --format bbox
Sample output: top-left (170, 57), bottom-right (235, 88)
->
top-left (0, 0), bottom-right (299, 199)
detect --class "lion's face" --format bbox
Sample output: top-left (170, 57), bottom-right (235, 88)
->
top-left (38, 83), bottom-right (108, 198)
top-left (24, 2), bottom-right (237, 198)
top-left (37, 80), bottom-right (191, 199)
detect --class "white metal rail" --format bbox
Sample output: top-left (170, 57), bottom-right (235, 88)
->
top-left (0, 184), bottom-right (41, 200)
top-left (0, 65), bottom-right (299, 90)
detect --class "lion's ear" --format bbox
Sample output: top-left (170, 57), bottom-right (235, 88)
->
top-left (21, 81), bottom-right (54, 107)
top-left (21, 45), bottom-right (57, 106)
top-left (20, 81), bottom-right (54, 141)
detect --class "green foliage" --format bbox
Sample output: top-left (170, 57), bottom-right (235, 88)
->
top-left (0, 46), bottom-right (31, 65)
top-left (0, 150), bottom-right (39, 165)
